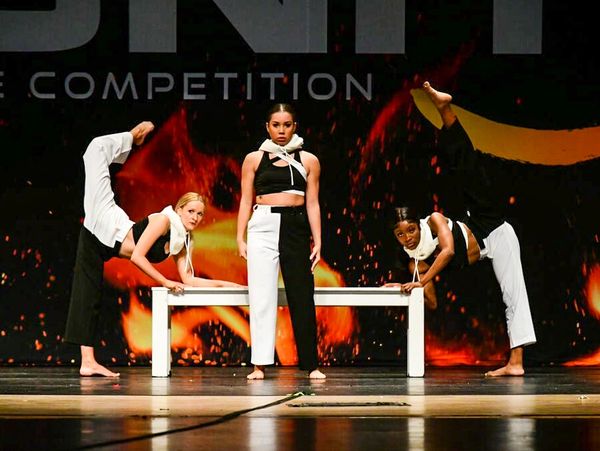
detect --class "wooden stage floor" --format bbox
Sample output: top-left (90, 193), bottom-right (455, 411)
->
top-left (0, 366), bottom-right (599, 450)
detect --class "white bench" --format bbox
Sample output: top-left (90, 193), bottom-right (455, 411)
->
top-left (151, 287), bottom-right (424, 377)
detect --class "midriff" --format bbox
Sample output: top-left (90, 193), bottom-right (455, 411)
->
top-left (256, 192), bottom-right (305, 207)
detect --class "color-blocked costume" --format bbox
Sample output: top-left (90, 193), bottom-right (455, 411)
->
top-left (64, 132), bottom-right (186, 346)
top-left (408, 121), bottom-right (536, 349)
top-left (246, 135), bottom-right (319, 370)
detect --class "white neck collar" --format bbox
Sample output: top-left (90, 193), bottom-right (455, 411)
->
top-left (159, 205), bottom-right (194, 274)
top-left (403, 218), bottom-right (438, 261)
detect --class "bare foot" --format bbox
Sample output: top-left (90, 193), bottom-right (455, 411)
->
top-left (80, 363), bottom-right (120, 377)
top-left (309, 369), bottom-right (326, 380)
top-left (247, 366), bottom-right (265, 380)
top-left (484, 364), bottom-right (524, 377)
top-left (422, 81), bottom-right (456, 127)
top-left (130, 121), bottom-right (155, 146)
top-left (422, 81), bottom-right (452, 109)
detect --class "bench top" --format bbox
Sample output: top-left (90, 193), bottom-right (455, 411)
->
top-left (151, 286), bottom-right (417, 307)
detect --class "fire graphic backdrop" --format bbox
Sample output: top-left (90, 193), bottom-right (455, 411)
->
top-left (0, 1), bottom-right (599, 368)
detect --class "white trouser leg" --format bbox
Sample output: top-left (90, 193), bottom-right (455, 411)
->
top-left (485, 222), bottom-right (537, 348)
top-left (82, 132), bottom-right (135, 248)
top-left (247, 207), bottom-right (281, 365)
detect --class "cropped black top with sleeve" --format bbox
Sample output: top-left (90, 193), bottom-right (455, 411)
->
top-left (254, 151), bottom-right (307, 195)
top-left (131, 217), bottom-right (170, 263)
top-left (424, 220), bottom-right (469, 271)
top-left (401, 218), bottom-right (470, 273)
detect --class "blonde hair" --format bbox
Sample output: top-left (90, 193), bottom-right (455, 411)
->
top-left (175, 192), bottom-right (204, 210)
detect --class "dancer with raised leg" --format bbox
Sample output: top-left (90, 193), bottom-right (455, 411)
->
top-left (388, 82), bottom-right (537, 377)
top-left (65, 122), bottom-right (240, 377)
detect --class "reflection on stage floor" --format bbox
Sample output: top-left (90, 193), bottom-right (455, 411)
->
top-left (0, 366), bottom-right (599, 450)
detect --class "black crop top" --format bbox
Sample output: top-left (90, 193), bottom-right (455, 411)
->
top-left (254, 151), bottom-right (307, 196)
top-left (423, 220), bottom-right (469, 271)
top-left (132, 217), bottom-right (170, 263)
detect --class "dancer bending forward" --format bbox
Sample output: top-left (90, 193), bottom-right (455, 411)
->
top-left (65, 122), bottom-right (240, 377)
top-left (388, 83), bottom-right (536, 377)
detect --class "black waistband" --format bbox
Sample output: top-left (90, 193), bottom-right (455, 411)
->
top-left (270, 205), bottom-right (306, 214)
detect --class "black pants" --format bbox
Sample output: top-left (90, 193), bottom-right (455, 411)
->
top-left (440, 120), bottom-right (504, 247)
top-left (64, 227), bottom-right (120, 346)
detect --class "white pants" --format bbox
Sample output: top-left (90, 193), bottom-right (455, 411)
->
top-left (482, 222), bottom-right (537, 349)
top-left (247, 206), bottom-right (279, 365)
top-left (82, 132), bottom-right (135, 248)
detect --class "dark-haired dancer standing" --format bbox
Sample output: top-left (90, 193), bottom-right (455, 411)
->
top-left (237, 104), bottom-right (325, 380)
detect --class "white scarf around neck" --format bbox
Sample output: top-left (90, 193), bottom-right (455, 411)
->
top-left (159, 205), bottom-right (194, 274)
top-left (402, 217), bottom-right (438, 283)
top-left (259, 134), bottom-right (307, 183)
top-left (403, 217), bottom-right (438, 262)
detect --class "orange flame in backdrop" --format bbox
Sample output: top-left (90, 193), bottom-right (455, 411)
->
top-left (563, 264), bottom-right (600, 366)
top-left (564, 349), bottom-right (600, 366)
top-left (425, 333), bottom-right (506, 367)
top-left (584, 264), bottom-right (600, 320)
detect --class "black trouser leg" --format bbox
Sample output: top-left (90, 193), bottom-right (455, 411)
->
top-left (64, 227), bottom-right (108, 346)
top-left (279, 211), bottom-right (318, 371)
top-left (441, 120), bottom-right (504, 246)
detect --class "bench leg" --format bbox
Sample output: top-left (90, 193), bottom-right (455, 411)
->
top-left (152, 289), bottom-right (171, 377)
top-left (407, 287), bottom-right (425, 377)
